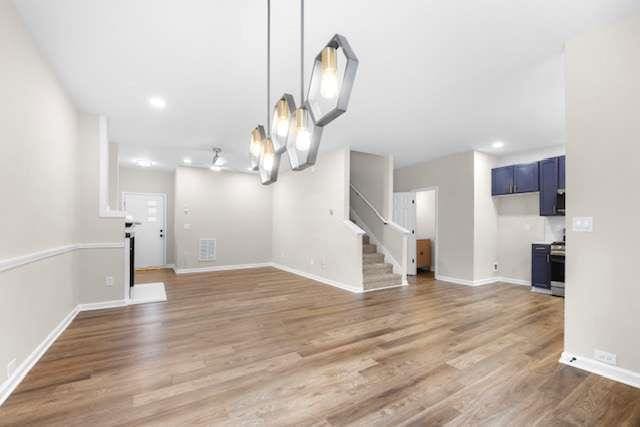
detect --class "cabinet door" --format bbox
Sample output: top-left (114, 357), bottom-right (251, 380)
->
top-left (531, 245), bottom-right (551, 288)
top-left (558, 156), bottom-right (565, 190)
top-left (539, 158), bottom-right (558, 216)
top-left (513, 162), bottom-right (539, 193)
top-left (491, 166), bottom-right (514, 196)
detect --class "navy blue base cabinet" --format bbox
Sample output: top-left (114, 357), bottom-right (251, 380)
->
top-left (532, 244), bottom-right (551, 289)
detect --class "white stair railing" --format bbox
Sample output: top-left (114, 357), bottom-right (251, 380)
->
top-left (350, 184), bottom-right (410, 284)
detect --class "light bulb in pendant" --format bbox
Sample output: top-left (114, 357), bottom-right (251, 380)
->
top-left (262, 138), bottom-right (275, 171)
top-left (250, 128), bottom-right (263, 157)
top-left (294, 108), bottom-right (311, 151)
top-left (320, 46), bottom-right (339, 99)
top-left (275, 99), bottom-right (290, 137)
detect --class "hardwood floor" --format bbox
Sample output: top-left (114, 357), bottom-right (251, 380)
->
top-left (1, 268), bottom-right (639, 426)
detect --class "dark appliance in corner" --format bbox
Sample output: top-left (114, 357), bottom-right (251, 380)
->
top-left (125, 222), bottom-right (137, 289)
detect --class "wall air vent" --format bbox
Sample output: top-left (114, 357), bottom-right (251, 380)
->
top-left (198, 239), bottom-right (216, 261)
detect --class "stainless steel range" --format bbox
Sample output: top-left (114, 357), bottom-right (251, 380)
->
top-left (550, 241), bottom-right (565, 296)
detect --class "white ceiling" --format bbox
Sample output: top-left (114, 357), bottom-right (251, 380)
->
top-left (14, 0), bottom-right (640, 171)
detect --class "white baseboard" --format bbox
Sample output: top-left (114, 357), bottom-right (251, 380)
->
top-left (560, 351), bottom-right (640, 389)
top-left (77, 299), bottom-right (128, 311)
top-left (271, 263), bottom-right (363, 293)
top-left (173, 262), bottom-right (272, 275)
top-left (497, 277), bottom-right (530, 286)
top-left (0, 305), bottom-right (79, 406)
top-left (435, 274), bottom-right (531, 288)
top-left (362, 282), bottom-right (408, 293)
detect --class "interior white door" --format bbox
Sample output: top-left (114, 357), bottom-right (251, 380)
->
top-left (393, 192), bottom-right (417, 275)
top-left (123, 193), bottom-right (166, 269)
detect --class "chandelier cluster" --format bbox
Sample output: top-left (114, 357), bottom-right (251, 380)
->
top-left (249, 0), bottom-right (359, 185)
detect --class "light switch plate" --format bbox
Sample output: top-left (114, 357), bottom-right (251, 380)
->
top-left (184, 223), bottom-right (191, 230)
top-left (572, 217), bottom-right (593, 232)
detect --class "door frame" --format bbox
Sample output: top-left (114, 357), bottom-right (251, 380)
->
top-left (410, 186), bottom-right (439, 276)
top-left (121, 191), bottom-right (168, 267)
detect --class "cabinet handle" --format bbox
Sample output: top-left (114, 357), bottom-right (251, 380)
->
top-left (553, 204), bottom-right (556, 214)
top-left (547, 254), bottom-right (550, 263)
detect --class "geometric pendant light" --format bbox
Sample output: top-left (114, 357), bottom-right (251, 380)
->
top-left (271, 93), bottom-right (296, 154)
top-left (259, 137), bottom-right (280, 184)
top-left (249, 125), bottom-right (265, 171)
top-left (285, 0), bottom-right (323, 171)
top-left (257, 0), bottom-right (282, 185)
top-left (306, 34), bottom-right (359, 127)
top-left (251, 0), bottom-right (358, 184)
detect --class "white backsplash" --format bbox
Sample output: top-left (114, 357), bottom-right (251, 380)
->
top-left (545, 216), bottom-right (566, 242)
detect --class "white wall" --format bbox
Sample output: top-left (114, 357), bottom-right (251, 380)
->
top-left (0, 1), bottom-right (123, 392)
top-left (395, 151), bottom-right (475, 281)
top-left (119, 167), bottom-right (176, 265)
top-left (473, 152), bottom-right (498, 282)
top-left (565, 14), bottom-right (640, 375)
top-left (74, 113), bottom-right (125, 304)
top-left (174, 167), bottom-right (272, 270)
top-left (350, 151), bottom-right (393, 217)
top-left (273, 149), bottom-right (363, 290)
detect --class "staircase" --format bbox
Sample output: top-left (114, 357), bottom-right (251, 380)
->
top-left (362, 234), bottom-right (403, 290)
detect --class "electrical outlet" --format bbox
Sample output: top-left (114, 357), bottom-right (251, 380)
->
top-left (321, 259), bottom-right (327, 270)
top-left (493, 262), bottom-right (499, 272)
top-left (310, 258), bottom-right (315, 266)
top-left (594, 349), bottom-right (617, 366)
top-left (7, 358), bottom-right (16, 379)
top-left (184, 223), bottom-right (191, 230)
top-left (105, 276), bottom-right (114, 287)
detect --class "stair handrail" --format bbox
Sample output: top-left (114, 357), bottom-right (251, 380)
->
top-left (349, 184), bottom-right (410, 235)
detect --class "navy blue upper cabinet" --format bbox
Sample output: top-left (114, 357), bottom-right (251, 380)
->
top-left (513, 162), bottom-right (539, 193)
top-left (531, 244), bottom-right (551, 289)
top-left (491, 166), bottom-right (514, 196)
top-left (558, 155), bottom-right (566, 190)
top-left (539, 157), bottom-right (559, 216)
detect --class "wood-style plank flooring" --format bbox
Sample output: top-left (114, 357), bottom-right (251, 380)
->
top-left (1, 268), bottom-right (639, 426)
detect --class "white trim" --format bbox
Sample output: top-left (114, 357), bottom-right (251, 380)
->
top-left (560, 352), bottom-right (640, 389)
top-left (362, 282), bottom-right (408, 293)
top-left (0, 243), bottom-right (124, 273)
top-left (77, 299), bottom-right (128, 311)
top-left (0, 306), bottom-right (79, 406)
top-left (531, 286), bottom-right (552, 295)
top-left (342, 219), bottom-right (365, 235)
top-left (122, 191), bottom-right (168, 267)
top-left (98, 116), bottom-right (125, 218)
top-left (173, 262), bottom-right (272, 275)
top-left (271, 263), bottom-right (362, 293)
top-left (498, 277), bottom-right (530, 286)
top-left (435, 274), bottom-right (533, 288)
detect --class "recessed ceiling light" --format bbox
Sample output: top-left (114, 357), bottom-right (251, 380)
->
top-left (492, 141), bottom-right (505, 149)
top-left (148, 96), bottom-right (166, 109)
top-left (210, 165), bottom-right (221, 172)
top-left (183, 157), bottom-right (192, 165)
top-left (136, 159), bottom-right (153, 167)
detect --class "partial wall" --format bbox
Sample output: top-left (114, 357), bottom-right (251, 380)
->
top-left (273, 148), bottom-right (363, 290)
top-left (564, 13), bottom-right (640, 380)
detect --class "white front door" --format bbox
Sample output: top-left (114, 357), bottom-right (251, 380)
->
top-left (123, 193), bottom-right (166, 269)
top-left (393, 192), bottom-right (417, 275)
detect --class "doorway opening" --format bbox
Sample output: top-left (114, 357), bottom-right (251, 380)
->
top-left (122, 192), bottom-right (167, 274)
top-left (393, 187), bottom-right (438, 284)
top-left (415, 189), bottom-right (436, 281)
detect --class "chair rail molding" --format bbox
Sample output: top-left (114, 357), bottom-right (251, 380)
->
top-left (0, 242), bottom-right (125, 273)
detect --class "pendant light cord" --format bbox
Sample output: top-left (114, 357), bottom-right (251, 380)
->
top-left (300, 0), bottom-right (304, 105)
top-left (267, 0), bottom-right (271, 135)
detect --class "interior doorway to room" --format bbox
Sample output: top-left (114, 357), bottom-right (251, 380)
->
top-left (393, 188), bottom-right (438, 279)
top-left (122, 192), bottom-right (167, 269)
top-left (414, 189), bottom-right (437, 280)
